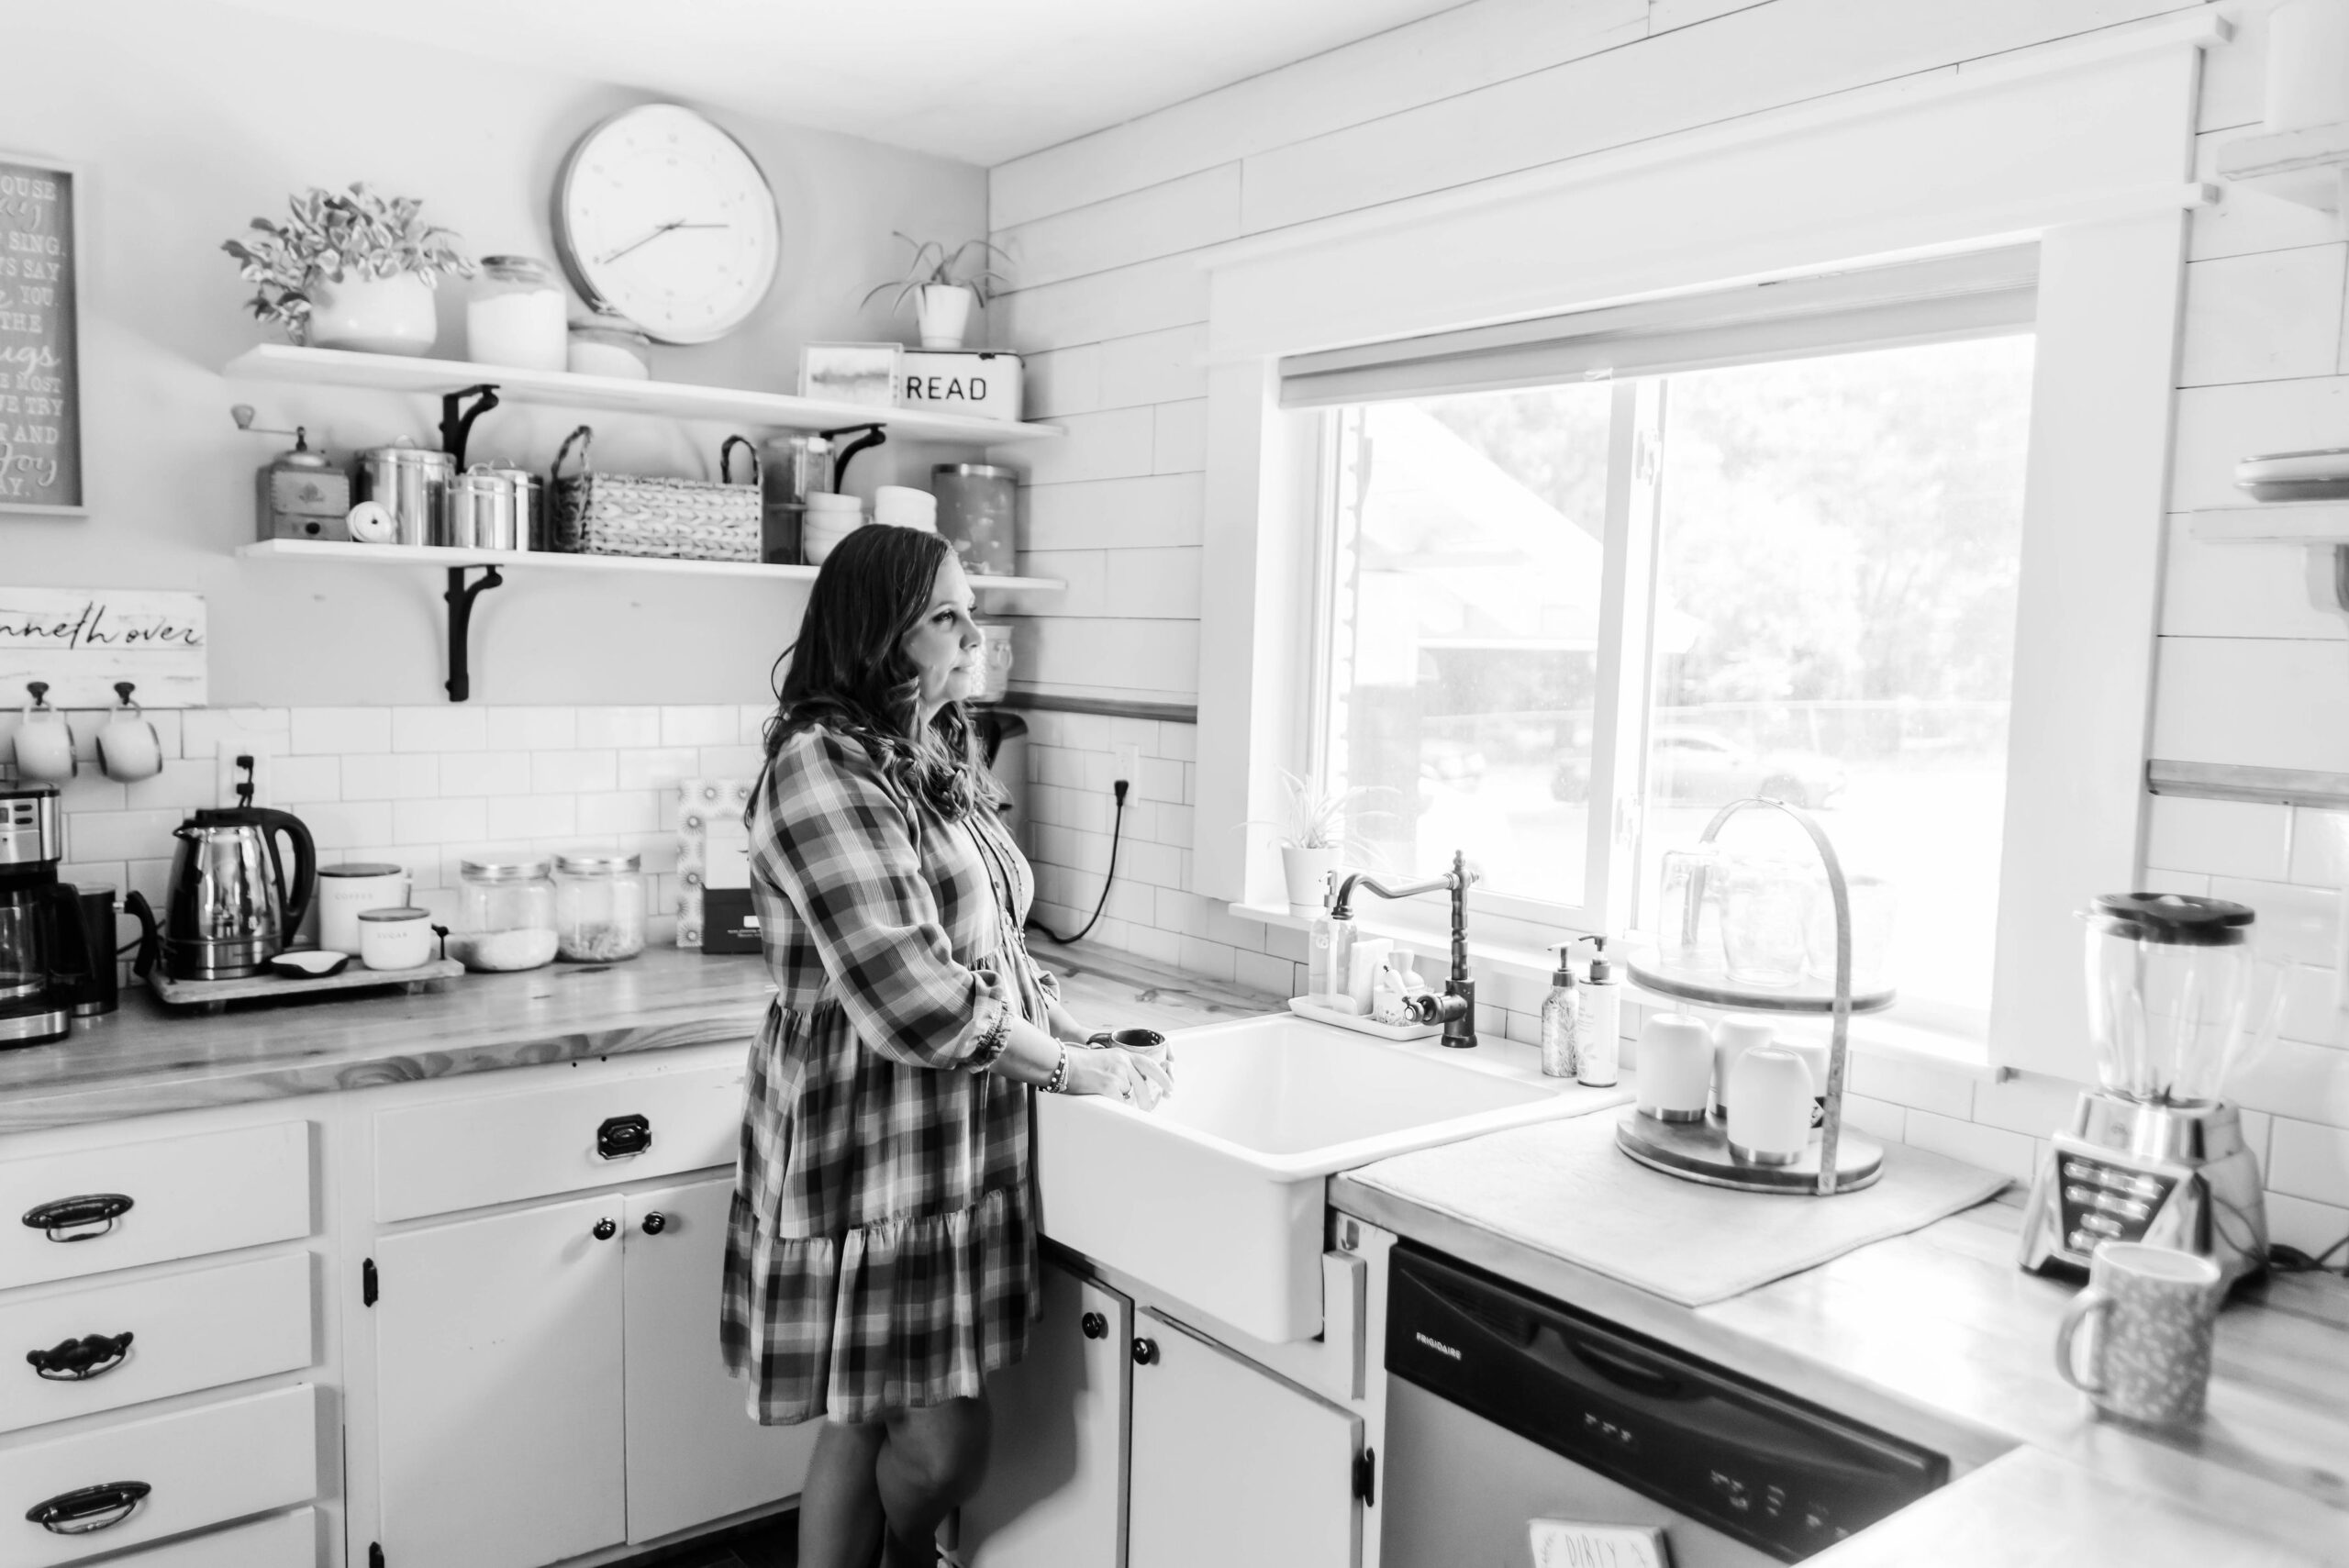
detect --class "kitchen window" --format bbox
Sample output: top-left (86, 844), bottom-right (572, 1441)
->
top-left (1297, 250), bottom-right (2037, 1030)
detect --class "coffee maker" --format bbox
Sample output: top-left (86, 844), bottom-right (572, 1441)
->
top-left (0, 786), bottom-right (97, 1049)
top-left (2020, 893), bottom-right (2273, 1294)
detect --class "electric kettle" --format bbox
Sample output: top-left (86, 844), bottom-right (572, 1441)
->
top-left (157, 805), bottom-right (317, 980)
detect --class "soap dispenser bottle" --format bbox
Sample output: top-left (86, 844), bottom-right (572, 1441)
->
top-left (1575, 935), bottom-right (1620, 1086)
top-left (1539, 941), bottom-right (1579, 1079)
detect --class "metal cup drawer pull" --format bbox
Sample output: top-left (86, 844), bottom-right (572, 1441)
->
top-left (19, 1194), bottom-right (135, 1243)
top-left (596, 1114), bottom-right (651, 1161)
top-left (26, 1480), bottom-right (150, 1535)
top-left (26, 1331), bottom-right (134, 1382)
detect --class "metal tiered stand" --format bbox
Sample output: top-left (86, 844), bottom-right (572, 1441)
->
top-left (1617, 796), bottom-right (1889, 1195)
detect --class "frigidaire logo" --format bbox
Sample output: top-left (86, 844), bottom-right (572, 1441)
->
top-left (1414, 1331), bottom-right (1463, 1361)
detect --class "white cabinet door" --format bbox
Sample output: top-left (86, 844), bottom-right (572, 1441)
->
top-left (622, 1176), bottom-right (818, 1543)
top-left (375, 1194), bottom-right (628, 1568)
top-left (1128, 1310), bottom-right (1361, 1568)
top-left (957, 1259), bottom-right (1130, 1568)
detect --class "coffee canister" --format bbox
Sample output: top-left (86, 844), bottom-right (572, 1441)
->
top-left (445, 464), bottom-right (535, 550)
top-left (356, 447), bottom-right (455, 547)
top-left (933, 463), bottom-right (1018, 577)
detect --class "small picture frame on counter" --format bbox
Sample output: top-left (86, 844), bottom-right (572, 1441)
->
top-left (798, 341), bottom-right (903, 406)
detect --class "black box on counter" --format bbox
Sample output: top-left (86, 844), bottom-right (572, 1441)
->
top-left (700, 888), bottom-right (763, 954)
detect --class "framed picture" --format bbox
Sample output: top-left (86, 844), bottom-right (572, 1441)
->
top-left (799, 341), bottom-right (902, 408)
top-left (0, 151), bottom-right (83, 514)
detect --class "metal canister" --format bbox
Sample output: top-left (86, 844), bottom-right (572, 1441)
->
top-left (355, 447), bottom-right (455, 547)
top-left (445, 464), bottom-right (535, 550)
top-left (934, 462), bottom-right (1018, 577)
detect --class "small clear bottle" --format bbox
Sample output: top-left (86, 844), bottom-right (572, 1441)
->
top-left (1539, 941), bottom-right (1579, 1079)
top-left (452, 857), bottom-right (559, 972)
top-left (554, 851), bottom-right (648, 962)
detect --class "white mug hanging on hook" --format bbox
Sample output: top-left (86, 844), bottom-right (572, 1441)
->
top-left (95, 683), bottom-right (163, 783)
top-left (12, 684), bottom-right (74, 784)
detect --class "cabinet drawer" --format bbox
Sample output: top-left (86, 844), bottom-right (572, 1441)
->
top-left (375, 1062), bottom-right (742, 1221)
top-left (0, 1124), bottom-right (311, 1292)
top-left (92, 1508), bottom-right (314, 1568)
top-left (0, 1252), bottom-right (313, 1435)
top-left (0, 1384), bottom-right (317, 1568)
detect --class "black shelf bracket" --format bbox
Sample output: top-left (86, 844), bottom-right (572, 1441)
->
top-left (443, 565), bottom-right (504, 703)
top-left (439, 384), bottom-right (501, 469)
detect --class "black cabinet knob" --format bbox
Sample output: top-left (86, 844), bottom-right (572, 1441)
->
top-left (1131, 1337), bottom-right (1159, 1366)
top-left (1081, 1312), bottom-right (1107, 1340)
top-left (641, 1212), bottom-right (667, 1235)
top-left (592, 1218), bottom-right (617, 1240)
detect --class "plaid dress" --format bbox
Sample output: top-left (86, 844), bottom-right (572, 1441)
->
top-left (720, 725), bottom-right (1052, 1425)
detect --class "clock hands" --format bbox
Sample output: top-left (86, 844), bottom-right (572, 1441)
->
top-left (596, 220), bottom-right (730, 266)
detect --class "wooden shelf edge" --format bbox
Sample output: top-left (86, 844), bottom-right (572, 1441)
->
top-left (235, 538), bottom-right (1064, 592)
top-left (2188, 505), bottom-right (2349, 545)
top-left (222, 343), bottom-right (1064, 444)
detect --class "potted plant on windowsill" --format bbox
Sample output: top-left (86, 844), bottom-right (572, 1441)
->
top-left (222, 183), bottom-right (477, 355)
top-left (862, 233), bottom-right (1011, 350)
top-left (1266, 770), bottom-right (1382, 916)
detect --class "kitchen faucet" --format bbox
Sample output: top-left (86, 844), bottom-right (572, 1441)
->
top-left (1330, 850), bottom-right (1480, 1049)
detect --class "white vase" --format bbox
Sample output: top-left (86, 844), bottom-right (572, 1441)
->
top-left (1281, 845), bottom-right (1341, 916)
top-left (306, 272), bottom-right (438, 355)
top-left (915, 284), bottom-right (976, 350)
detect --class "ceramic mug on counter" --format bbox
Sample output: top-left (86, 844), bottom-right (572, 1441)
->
top-left (2055, 1242), bottom-right (2222, 1426)
top-left (319, 863), bottom-right (411, 955)
top-left (357, 906), bottom-right (436, 972)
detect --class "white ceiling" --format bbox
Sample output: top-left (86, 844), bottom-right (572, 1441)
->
top-left (209, 0), bottom-right (1475, 167)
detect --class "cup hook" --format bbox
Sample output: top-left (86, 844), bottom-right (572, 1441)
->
top-left (112, 682), bottom-right (136, 708)
top-left (26, 681), bottom-right (50, 711)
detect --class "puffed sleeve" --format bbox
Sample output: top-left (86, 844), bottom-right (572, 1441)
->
top-left (753, 728), bottom-right (1012, 1071)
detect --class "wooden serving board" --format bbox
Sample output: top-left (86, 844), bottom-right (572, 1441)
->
top-left (149, 958), bottom-right (462, 1014)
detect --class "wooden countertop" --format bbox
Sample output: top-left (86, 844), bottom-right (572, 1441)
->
top-left (0, 937), bottom-right (1281, 1135)
top-left (1334, 1169), bottom-right (2349, 1564)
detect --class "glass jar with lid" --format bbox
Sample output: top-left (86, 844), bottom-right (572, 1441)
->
top-left (554, 851), bottom-right (647, 962)
top-left (451, 856), bottom-right (559, 972)
top-left (467, 256), bottom-right (569, 372)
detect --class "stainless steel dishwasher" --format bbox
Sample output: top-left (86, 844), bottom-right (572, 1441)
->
top-left (1384, 1243), bottom-right (1948, 1566)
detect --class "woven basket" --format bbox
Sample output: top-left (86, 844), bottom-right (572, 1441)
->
top-left (550, 426), bottom-right (762, 562)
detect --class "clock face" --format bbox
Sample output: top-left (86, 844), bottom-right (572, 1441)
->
top-left (555, 104), bottom-right (781, 345)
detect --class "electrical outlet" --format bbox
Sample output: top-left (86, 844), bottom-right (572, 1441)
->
top-left (214, 738), bottom-right (275, 806)
top-left (1114, 743), bottom-right (1141, 790)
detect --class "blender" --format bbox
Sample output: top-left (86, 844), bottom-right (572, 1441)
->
top-left (2019, 893), bottom-right (2274, 1293)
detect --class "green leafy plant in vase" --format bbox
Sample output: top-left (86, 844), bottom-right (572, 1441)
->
top-left (223, 183), bottom-right (476, 355)
top-left (1264, 769), bottom-right (1386, 915)
top-left (861, 232), bottom-right (1010, 350)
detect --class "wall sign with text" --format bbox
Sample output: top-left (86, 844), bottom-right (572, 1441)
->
top-left (0, 155), bottom-right (83, 514)
top-left (0, 589), bottom-right (206, 707)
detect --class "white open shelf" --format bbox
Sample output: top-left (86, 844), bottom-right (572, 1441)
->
top-left (237, 536), bottom-right (1064, 592)
top-left (223, 343), bottom-right (1063, 444)
top-left (2188, 504), bottom-right (2349, 545)
top-left (2217, 121), bottom-right (2349, 216)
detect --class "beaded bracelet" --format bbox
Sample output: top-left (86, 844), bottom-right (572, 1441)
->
top-left (1043, 1043), bottom-right (1070, 1095)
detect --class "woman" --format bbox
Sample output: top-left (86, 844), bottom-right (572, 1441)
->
top-left (722, 522), bottom-right (1172, 1568)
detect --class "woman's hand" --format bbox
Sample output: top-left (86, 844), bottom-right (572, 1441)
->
top-left (1066, 1043), bottom-right (1174, 1110)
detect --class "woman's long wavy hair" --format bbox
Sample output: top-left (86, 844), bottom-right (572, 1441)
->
top-left (754, 523), bottom-right (1000, 822)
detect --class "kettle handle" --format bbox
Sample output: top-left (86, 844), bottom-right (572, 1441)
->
top-left (250, 809), bottom-right (317, 941)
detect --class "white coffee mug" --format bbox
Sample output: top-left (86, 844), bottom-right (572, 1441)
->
top-left (1711, 1018), bottom-right (1776, 1119)
top-left (12, 703), bottom-right (74, 783)
top-left (1727, 1043), bottom-right (1813, 1165)
top-left (319, 863), bottom-right (411, 955)
top-left (95, 698), bottom-right (163, 783)
top-left (1636, 1015), bottom-right (1714, 1122)
top-left (358, 906), bottom-right (435, 972)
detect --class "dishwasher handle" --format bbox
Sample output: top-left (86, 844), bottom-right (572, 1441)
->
top-left (1548, 1326), bottom-right (1694, 1401)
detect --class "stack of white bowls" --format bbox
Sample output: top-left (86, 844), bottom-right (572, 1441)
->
top-left (802, 493), bottom-right (864, 565)
top-left (874, 484), bottom-right (939, 532)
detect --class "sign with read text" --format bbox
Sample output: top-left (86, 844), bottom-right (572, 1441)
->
top-left (0, 589), bottom-right (206, 707)
top-left (0, 156), bottom-right (82, 513)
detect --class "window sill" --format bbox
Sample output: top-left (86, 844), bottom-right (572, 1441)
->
top-left (1230, 898), bottom-right (1998, 1082)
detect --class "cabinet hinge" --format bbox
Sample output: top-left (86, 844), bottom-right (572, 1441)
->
top-left (1353, 1447), bottom-right (1376, 1507)
top-left (362, 1258), bottom-right (378, 1307)
top-left (369, 1544), bottom-right (384, 1568)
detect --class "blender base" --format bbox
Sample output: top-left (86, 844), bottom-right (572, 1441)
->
top-left (2018, 1093), bottom-right (2268, 1293)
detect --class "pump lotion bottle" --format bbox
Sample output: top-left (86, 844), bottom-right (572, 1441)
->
top-left (1539, 941), bottom-right (1578, 1078)
top-left (1575, 935), bottom-right (1620, 1087)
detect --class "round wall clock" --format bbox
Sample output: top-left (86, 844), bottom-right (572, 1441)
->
top-left (553, 104), bottom-right (781, 345)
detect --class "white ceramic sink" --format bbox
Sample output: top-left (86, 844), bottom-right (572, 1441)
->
top-left (1036, 1012), bottom-right (1631, 1343)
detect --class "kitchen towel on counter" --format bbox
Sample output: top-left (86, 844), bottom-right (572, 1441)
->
top-left (1347, 1111), bottom-right (2009, 1307)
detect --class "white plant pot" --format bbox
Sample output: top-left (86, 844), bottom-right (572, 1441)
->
top-left (306, 272), bottom-right (438, 356)
top-left (1281, 845), bottom-right (1341, 916)
top-left (915, 284), bottom-right (976, 350)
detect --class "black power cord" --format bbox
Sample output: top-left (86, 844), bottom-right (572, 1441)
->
top-left (1029, 780), bottom-right (1127, 946)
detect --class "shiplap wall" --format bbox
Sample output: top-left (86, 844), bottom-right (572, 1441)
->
top-left (989, 0), bottom-right (2349, 1247)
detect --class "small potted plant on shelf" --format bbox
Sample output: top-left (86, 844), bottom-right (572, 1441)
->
top-left (222, 183), bottom-right (477, 355)
top-left (1265, 770), bottom-right (1382, 916)
top-left (861, 232), bottom-right (1011, 350)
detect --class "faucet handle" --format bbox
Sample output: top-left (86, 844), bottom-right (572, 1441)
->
top-left (1451, 851), bottom-right (1484, 888)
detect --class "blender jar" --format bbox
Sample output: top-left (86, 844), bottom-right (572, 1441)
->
top-left (2083, 893), bottom-right (2255, 1104)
